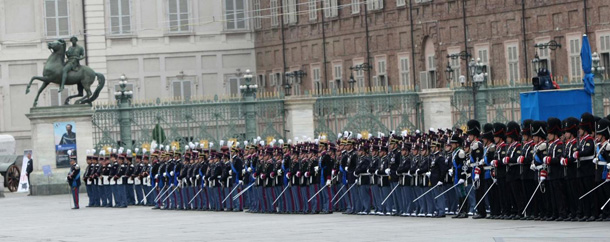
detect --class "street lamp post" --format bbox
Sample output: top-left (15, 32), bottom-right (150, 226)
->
top-left (445, 61), bottom-right (454, 84)
top-left (592, 52), bottom-right (606, 116)
top-left (284, 70), bottom-right (306, 95)
top-left (349, 63), bottom-right (373, 91)
top-left (470, 58), bottom-right (488, 122)
top-left (447, 52), bottom-right (487, 122)
top-left (115, 74), bottom-right (133, 150)
top-left (534, 40), bottom-right (562, 78)
top-left (239, 70), bottom-right (258, 141)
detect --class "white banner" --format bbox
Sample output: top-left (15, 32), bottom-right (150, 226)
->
top-left (17, 150), bottom-right (32, 193)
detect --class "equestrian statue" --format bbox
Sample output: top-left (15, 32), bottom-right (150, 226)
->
top-left (26, 37), bottom-right (105, 107)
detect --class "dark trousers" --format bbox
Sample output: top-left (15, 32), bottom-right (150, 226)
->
top-left (71, 186), bottom-right (79, 208)
top-left (521, 179), bottom-right (538, 217)
top-left (508, 179), bottom-right (525, 216)
top-left (565, 178), bottom-right (580, 218)
top-left (549, 179), bottom-right (567, 218)
top-left (576, 176), bottom-right (595, 218)
top-left (488, 179), bottom-right (501, 216)
top-left (474, 179), bottom-right (489, 217)
top-left (496, 178), bottom-right (510, 216)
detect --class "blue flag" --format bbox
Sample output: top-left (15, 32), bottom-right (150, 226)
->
top-left (581, 34), bottom-right (595, 95)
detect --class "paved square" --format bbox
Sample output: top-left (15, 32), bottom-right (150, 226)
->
top-left (1, 192), bottom-right (609, 242)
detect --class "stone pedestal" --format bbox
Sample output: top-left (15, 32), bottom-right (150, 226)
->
top-left (25, 105), bottom-right (94, 195)
top-left (419, 88), bottom-right (454, 130)
top-left (284, 97), bottom-right (316, 140)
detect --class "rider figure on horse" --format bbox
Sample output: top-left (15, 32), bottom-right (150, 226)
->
top-left (60, 36), bottom-right (85, 93)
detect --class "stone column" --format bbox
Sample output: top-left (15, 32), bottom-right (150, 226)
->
top-left (418, 88), bottom-right (454, 130)
top-left (284, 97), bottom-right (317, 140)
top-left (25, 105), bottom-right (94, 195)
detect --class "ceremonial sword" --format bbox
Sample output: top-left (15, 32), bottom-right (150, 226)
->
top-left (333, 183), bottom-right (357, 206)
top-left (412, 183), bottom-right (441, 203)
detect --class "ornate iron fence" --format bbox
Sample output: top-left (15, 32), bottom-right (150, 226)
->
top-left (451, 79), bottom-right (610, 128)
top-left (92, 95), bottom-right (285, 150)
top-left (313, 88), bottom-right (421, 139)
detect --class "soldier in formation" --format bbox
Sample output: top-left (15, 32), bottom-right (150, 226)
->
top-left (80, 112), bottom-right (610, 220)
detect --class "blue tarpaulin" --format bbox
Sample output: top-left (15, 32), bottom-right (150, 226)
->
top-left (581, 34), bottom-right (595, 95)
top-left (520, 89), bottom-right (592, 122)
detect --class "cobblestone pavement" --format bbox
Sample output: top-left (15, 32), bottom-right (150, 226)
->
top-left (1, 192), bottom-right (609, 242)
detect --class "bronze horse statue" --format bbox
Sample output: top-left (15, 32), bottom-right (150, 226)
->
top-left (26, 39), bottom-right (105, 107)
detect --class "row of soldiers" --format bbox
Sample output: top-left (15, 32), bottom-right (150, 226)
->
top-left (80, 112), bottom-right (610, 221)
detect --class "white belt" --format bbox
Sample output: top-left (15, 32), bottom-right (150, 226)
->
top-left (483, 166), bottom-right (492, 170)
top-left (579, 155), bottom-right (595, 161)
top-left (598, 161), bottom-right (608, 166)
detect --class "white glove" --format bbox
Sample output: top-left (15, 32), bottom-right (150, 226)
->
top-left (345, 167), bottom-right (349, 172)
top-left (314, 166), bottom-right (319, 172)
top-left (196, 175), bottom-right (200, 179)
top-left (326, 180), bottom-right (331, 186)
top-left (155, 174), bottom-right (159, 179)
top-left (277, 169), bottom-right (282, 175)
top-left (229, 170), bottom-right (233, 175)
top-left (242, 169), bottom-right (246, 174)
top-left (474, 174), bottom-right (480, 181)
top-left (415, 169), bottom-right (420, 175)
top-left (457, 179), bottom-right (465, 185)
top-left (593, 158), bottom-right (598, 164)
top-left (286, 174), bottom-right (290, 179)
top-left (530, 163), bottom-right (537, 171)
top-left (425, 171), bottom-right (431, 177)
top-left (385, 168), bottom-right (391, 175)
top-left (163, 172), bottom-right (167, 177)
top-left (492, 177), bottom-right (497, 183)
top-left (170, 171), bottom-right (174, 176)
top-left (448, 168), bottom-right (454, 175)
top-left (478, 159), bottom-right (485, 166)
top-left (436, 181), bottom-right (443, 186)
top-left (247, 167), bottom-right (252, 173)
top-left (239, 180), bottom-right (244, 185)
top-left (607, 164), bottom-right (610, 170)
top-left (540, 176), bottom-right (546, 181)
top-left (471, 142), bottom-right (479, 150)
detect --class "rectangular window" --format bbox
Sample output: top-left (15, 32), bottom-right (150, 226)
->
top-left (226, 0), bottom-right (246, 30)
top-left (309, 0), bottom-right (317, 21)
top-left (506, 44), bottom-right (520, 85)
top-left (172, 80), bottom-right (191, 100)
top-left (253, 0), bottom-right (261, 29)
top-left (333, 64), bottom-right (342, 81)
top-left (397, 0), bottom-right (406, 7)
top-left (44, 0), bottom-right (70, 37)
top-left (283, 0), bottom-right (297, 24)
top-left (399, 57), bottom-right (410, 87)
top-left (367, 0), bottom-right (383, 11)
top-left (569, 38), bottom-right (582, 82)
top-left (168, 0), bottom-right (190, 32)
top-left (376, 58), bottom-right (387, 75)
top-left (427, 55), bottom-right (436, 71)
top-left (269, 73), bottom-right (276, 86)
top-left (50, 88), bottom-right (69, 106)
top-left (313, 67), bottom-right (321, 93)
top-left (450, 55), bottom-right (461, 84)
top-left (271, 0), bottom-right (279, 27)
top-left (109, 0), bottom-right (131, 35)
top-left (352, 0), bottom-right (360, 14)
top-left (324, 0), bottom-right (338, 18)
top-left (257, 74), bottom-right (266, 87)
top-left (355, 66), bottom-right (365, 88)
